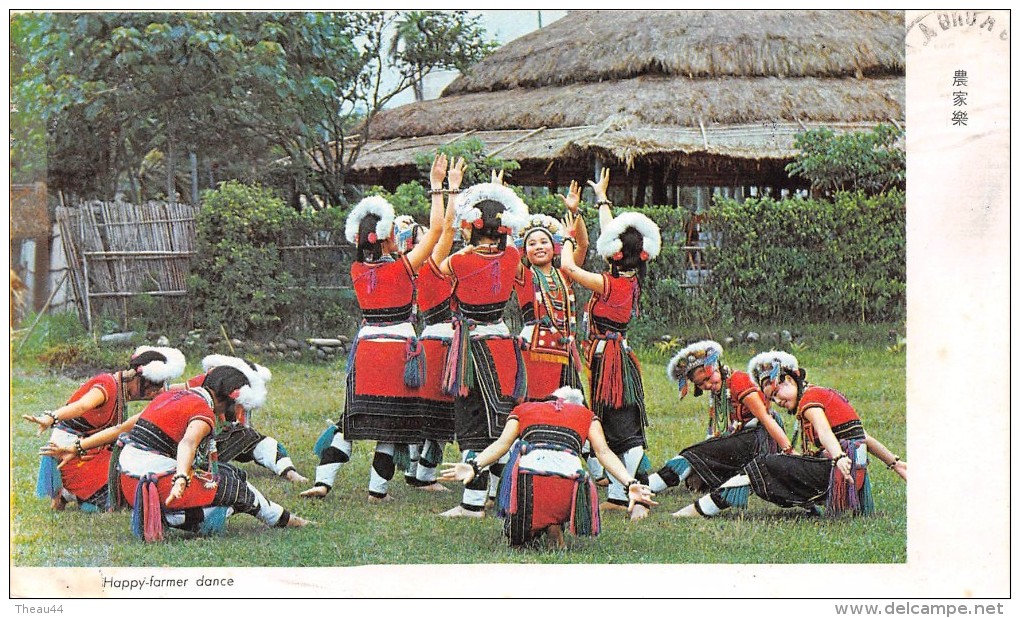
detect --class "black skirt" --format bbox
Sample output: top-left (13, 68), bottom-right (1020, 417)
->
top-left (744, 453), bottom-right (831, 508)
top-left (682, 427), bottom-right (760, 489)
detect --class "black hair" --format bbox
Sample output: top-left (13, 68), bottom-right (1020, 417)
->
top-left (609, 227), bottom-right (648, 279)
top-left (356, 214), bottom-right (384, 262)
top-left (203, 366), bottom-right (249, 407)
top-left (785, 367), bottom-right (809, 414)
top-left (128, 350), bottom-right (167, 387)
top-left (468, 199), bottom-right (508, 250)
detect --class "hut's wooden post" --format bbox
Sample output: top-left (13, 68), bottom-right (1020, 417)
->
top-left (634, 163), bottom-right (648, 207)
top-left (651, 163), bottom-right (667, 206)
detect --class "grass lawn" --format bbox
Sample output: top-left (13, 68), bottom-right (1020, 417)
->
top-left (9, 337), bottom-right (906, 567)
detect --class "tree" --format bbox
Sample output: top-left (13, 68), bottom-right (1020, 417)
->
top-left (785, 124), bottom-right (905, 196)
top-left (10, 11), bottom-right (495, 205)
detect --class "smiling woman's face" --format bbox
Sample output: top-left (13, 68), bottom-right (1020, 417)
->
top-left (525, 231), bottom-right (554, 267)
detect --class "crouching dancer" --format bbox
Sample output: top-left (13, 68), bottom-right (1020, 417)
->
top-left (674, 352), bottom-right (905, 518)
top-left (440, 387), bottom-right (656, 548)
top-left (27, 345), bottom-right (185, 511)
top-left (180, 355), bottom-right (306, 483)
top-left (645, 342), bottom-right (794, 495)
top-left (118, 362), bottom-right (309, 540)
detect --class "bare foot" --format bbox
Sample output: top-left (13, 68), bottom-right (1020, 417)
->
top-left (599, 501), bottom-right (629, 513)
top-left (416, 482), bottom-right (450, 492)
top-left (287, 514), bottom-right (313, 527)
top-left (368, 494), bottom-right (394, 504)
top-left (50, 495), bottom-right (67, 511)
top-left (439, 505), bottom-right (485, 519)
top-left (546, 525), bottom-right (566, 549)
top-left (300, 485), bottom-right (330, 498)
top-left (672, 504), bottom-right (701, 518)
top-left (284, 470), bottom-right (309, 484)
top-left (484, 497), bottom-right (496, 510)
top-left (629, 504), bottom-right (650, 521)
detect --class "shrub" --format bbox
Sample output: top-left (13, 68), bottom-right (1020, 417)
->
top-left (702, 190), bottom-right (905, 323)
top-left (190, 181), bottom-right (298, 338)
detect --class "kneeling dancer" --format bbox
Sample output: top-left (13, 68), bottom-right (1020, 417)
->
top-left (674, 352), bottom-right (904, 518)
top-left (119, 362), bottom-right (309, 540)
top-left (645, 342), bottom-right (793, 495)
top-left (440, 387), bottom-right (655, 547)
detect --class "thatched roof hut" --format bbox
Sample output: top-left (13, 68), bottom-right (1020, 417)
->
top-left (349, 10), bottom-right (905, 204)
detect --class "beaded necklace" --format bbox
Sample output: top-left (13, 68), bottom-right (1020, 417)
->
top-left (706, 368), bottom-right (733, 438)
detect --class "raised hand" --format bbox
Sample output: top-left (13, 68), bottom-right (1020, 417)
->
top-left (557, 179), bottom-right (581, 215)
top-left (587, 168), bottom-right (611, 202)
top-left (448, 157), bottom-right (466, 191)
top-left (430, 153), bottom-right (449, 189)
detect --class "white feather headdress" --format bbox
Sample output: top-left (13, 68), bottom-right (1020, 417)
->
top-left (454, 182), bottom-right (529, 235)
top-left (130, 345), bottom-right (186, 384)
top-left (199, 354), bottom-right (268, 411)
top-left (551, 386), bottom-right (585, 405)
top-left (595, 211), bottom-right (662, 261)
top-left (202, 354), bottom-right (272, 383)
top-left (345, 195), bottom-right (396, 245)
top-left (747, 350), bottom-right (799, 389)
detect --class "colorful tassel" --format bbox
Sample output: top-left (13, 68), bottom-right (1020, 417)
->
top-left (107, 438), bottom-right (125, 511)
top-left (570, 477), bottom-right (599, 537)
top-left (403, 337), bottom-right (426, 388)
top-left (393, 444), bottom-right (411, 471)
top-left (442, 318), bottom-right (472, 396)
top-left (131, 478), bottom-right (146, 539)
top-left (511, 340), bottom-right (528, 402)
top-left (496, 441), bottom-right (523, 518)
top-left (313, 424), bottom-right (339, 459)
top-left (825, 439), bottom-right (872, 517)
top-left (141, 475), bottom-right (164, 542)
top-left (594, 336), bottom-right (625, 408)
top-left (36, 456), bottom-right (62, 499)
top-left (858, 471), bottom-right (875, 516)
top-left (198, 506), bottom-right (230, 536)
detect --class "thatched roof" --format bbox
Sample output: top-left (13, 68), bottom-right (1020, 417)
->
top-left (445, 10), bottom-right (904, 94)
top-left (348, 10), bottom-right (905, 188)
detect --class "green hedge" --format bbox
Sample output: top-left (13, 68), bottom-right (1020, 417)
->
top-left (701, 190), bottom-right (905, 323)
top-left (185, 181), bottom-right (903, 341)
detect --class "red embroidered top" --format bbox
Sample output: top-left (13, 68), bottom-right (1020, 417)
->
top-left (515, 266), bottom-right (575, 358)
top-left (510, 399), bottom-right (594, 452)
top-left (59, 373), bottom-right (121, 435)
top-left (585, 274), bottom-right (638, 336)
top-left (727, 370), bottom-right (767, 427)
top-left (136, 390), bottom-right (216, 443)
top-left (450, 246), bottom-right (521, 322)
top-left (416, 257), bottom-right (455, 325)
top-left (797, 386), bottom-right (865, 455)
top-left (351, 255), bottom-right (415, 323)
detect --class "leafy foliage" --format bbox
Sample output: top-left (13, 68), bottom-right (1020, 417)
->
top-left (702, 190), bottom-right (906, 323)
top-left (190, 182), bottom-right (299, 337)
top-left (11, 12), bottom-right (494, 204)
top-left (786, 124), bottom-right (905, 196)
